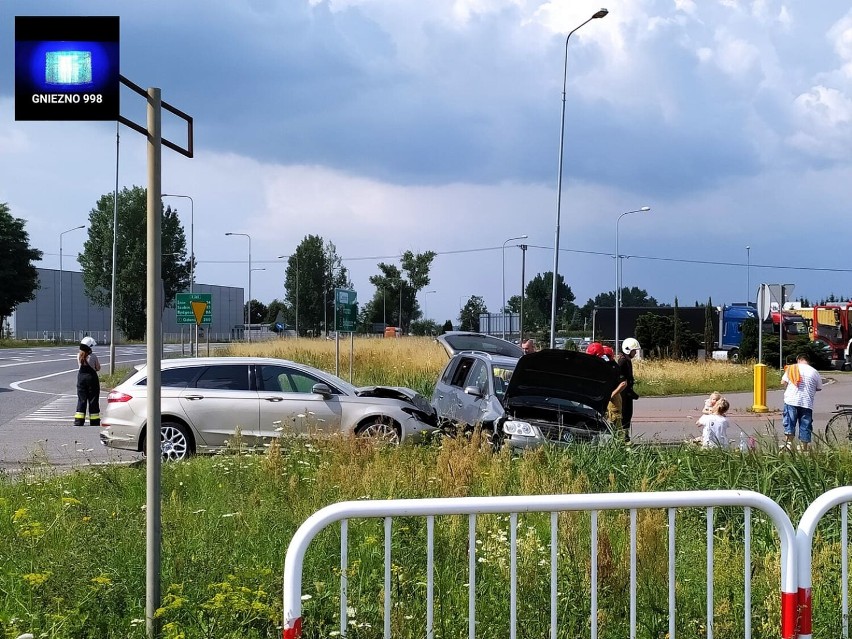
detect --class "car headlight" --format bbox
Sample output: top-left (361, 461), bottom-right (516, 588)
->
top-left (502, 420), bottom-right (539, 437)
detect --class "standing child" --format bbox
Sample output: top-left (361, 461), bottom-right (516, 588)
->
top-left (74, 336), bottom-right (101, 426)
top-left (696, 398), bottom-right (730, 448)
top-left (703, 391), bottom-right (722, 415)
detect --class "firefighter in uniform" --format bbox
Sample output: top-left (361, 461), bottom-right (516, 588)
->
top-left (74, 336), bottom-right (101, 426)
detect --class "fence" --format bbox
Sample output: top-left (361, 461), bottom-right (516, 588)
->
top-left (282, 490), bottom-right (798, 639)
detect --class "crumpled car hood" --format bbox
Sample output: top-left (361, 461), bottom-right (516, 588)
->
top-left (356, 386), bottom-right (436, 418)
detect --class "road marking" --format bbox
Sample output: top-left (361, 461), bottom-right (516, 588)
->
top-left (22, 396), bottom-right (79, 422)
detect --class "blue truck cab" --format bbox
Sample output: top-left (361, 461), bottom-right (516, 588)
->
top-left (718, 305), bottom-right (759, 359)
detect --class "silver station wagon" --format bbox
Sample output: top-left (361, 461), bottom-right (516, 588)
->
top-left (101, 357), bottom-right (437, 460)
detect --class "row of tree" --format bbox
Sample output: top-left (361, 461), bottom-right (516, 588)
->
top-left (15, 185), bottom-right (814, 344)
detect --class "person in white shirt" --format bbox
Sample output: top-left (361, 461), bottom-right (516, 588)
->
top-left (697, 398), bottom-right (730, 448)
top-left (781, 353), bottom-right (822, 451)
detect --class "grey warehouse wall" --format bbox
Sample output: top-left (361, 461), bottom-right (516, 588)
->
top-left (12, 268), bottom-right (245, 342)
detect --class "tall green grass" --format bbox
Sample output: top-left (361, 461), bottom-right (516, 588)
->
top-left (2, 438), bottom-right (851, 638)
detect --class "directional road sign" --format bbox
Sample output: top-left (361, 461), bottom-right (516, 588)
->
top-left (176, 293), bottom-right (212, 325)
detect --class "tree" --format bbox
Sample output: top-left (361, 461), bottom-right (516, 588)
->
top-left (523, 272), bottom-right (574, 332)
top-left (441, 319), bottom-right (453, 333)
top-left (265, 299), bottom-right (287, 324)
top-left (78, 186), bottom-right (190, 341)
top-left (704, 297), bottom-right (714, 361)
top-left (283, 235), bottom-right (349, 336)
top-left (361, 250), bottom-right (437, 333)
top-left (672, 297), bottom-right (681, 358)
top-left (410, 319), bottom-right (440, 336)
top-left (0, 203), bottom-right (42, 325)
top-left (247, 299), bottom-right (267, 326)
top-left (580, 287), bottom-right (660, 327)
top-left (460, 296), bottom-right (487, 331)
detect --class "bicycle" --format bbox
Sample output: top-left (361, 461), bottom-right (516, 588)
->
top-left (825, 404), bottom-right (852, 445)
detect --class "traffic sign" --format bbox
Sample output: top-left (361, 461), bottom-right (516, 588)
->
top-left (335, 288), bottom-right (358, 332)
top-left (176, 293), bottom-right (212, 325)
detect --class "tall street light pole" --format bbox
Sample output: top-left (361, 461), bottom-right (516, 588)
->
top-left (225, 232), bottom-right (251, 342)
top-left (615, 206), bottom-right (651, 354)
top-left (519, 244), bottom-right (528, 344)
top-left (59, 225), bottom-right (85, 344)
top-left (162, 194), bottom-right (194, 354)
top-left (502, 234), bottom-right (528, 339)
top-left (746, 245), bottom-right (751, 304)
top-left (549, 8), bottom-right (608, 349)
top-left (277, 254), bottom-right (299, 337)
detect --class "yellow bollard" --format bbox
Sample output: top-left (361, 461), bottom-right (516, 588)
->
top-left (752, 363), bottom-right (768, 413)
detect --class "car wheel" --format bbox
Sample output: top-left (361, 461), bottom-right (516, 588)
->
top-left (357, 417), bottom-right (400, 444)
top-left (161, 421), bottom-right (193, 461)
top-left (728, 348), bottom-right (740, 363)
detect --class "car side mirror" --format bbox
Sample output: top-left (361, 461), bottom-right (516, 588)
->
top-left (464, 385), bottom-right (484, 399)
top-left (311, 383), bottom-right (333, 398)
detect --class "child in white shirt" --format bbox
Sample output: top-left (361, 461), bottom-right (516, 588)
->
top-left (697, 398), bottom-right (730, 448)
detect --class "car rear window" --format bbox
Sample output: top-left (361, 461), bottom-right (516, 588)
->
top-left (444, 334), bottom-right (523, 358)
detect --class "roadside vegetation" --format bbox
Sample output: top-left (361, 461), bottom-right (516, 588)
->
top-left (2, 436), bottom-right (851, 638)
top-left (218, 336), bottom-right (783, 398)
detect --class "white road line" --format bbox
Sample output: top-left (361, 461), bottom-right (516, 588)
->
top-left (8, 356), bottom-right (150, 394)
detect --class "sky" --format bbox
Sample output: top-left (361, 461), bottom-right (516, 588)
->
top-left (3, 0), bottom-right (852, 327)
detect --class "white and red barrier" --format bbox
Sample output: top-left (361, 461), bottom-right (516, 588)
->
top-left (282, 490), bottom-right (797, 639)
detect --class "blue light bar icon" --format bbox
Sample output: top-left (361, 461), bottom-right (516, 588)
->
top-left (45, 51), bottom-right (92, 85)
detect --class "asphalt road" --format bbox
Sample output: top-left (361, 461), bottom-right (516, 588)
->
top-left (1, 347), bottom-right (848, 473)
top-left (631, 370), bottom-right (852, 444)
top-left (0, 344), bottom-right (184, 473)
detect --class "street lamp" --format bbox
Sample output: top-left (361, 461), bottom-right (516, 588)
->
top-left (615, 206), bottom-right (651, 354)
top-left (549, 7), bottom-right (609, 349)
top-left (59, 225), bottom-right (85, 343)
top-left (424, 290), bottom-right (436, 322)
top-left (225, 232), bottom-right (251, 342)
top-left (277, 254), bottom-right (299, 337)
top-left (502, 234), bottom-right (528, 339)
top-left (519, 244), bottom-right (528, 343)
top-left (746, 246), bottom-right (751, 304)
top-left (162, 194), bottom-right (194, 353)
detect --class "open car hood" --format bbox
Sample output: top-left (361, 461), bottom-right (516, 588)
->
top-left (502, 349), bottom-right (620, 416)
top-left (356, 386), bottom-right (435, 417)
top-left (435, 332), bottom-right (524, 359)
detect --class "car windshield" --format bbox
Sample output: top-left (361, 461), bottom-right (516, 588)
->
top-left (491, 363), bottom-right (516, 401)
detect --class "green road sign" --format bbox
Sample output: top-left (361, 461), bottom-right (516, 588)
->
top-left (335, 288), bottom-right (358, 332)
top-left (176, 293), bottom-right (212, 325)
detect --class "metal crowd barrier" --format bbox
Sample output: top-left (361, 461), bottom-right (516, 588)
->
top-left (282, 490), bottom-right (797, 639)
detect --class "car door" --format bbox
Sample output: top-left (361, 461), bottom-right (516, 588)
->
top-left (457, 359), bottom-right (491, 427)
top-left (179, 364), bottom-right (260, 447)
top-left (432, 359), bottom-right (460, 420)
top-left (255, 363), bottom-right (343, 437)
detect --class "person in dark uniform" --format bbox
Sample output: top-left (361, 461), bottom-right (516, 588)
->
top-left (74, 336), bottom-right (101, 426)
top-left (618, 337), bottom-right (641, 441)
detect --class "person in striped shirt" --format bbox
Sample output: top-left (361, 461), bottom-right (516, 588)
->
top-left (781, 353), bottom-right (822, 451)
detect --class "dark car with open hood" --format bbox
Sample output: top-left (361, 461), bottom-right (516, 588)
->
top-left (497, 349), bottom-right (620, 449)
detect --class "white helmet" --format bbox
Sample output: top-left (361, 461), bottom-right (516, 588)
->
top-left (80, 336), bottom-right (97, 348)
top-left (621, 337), bottom-right (640, 355)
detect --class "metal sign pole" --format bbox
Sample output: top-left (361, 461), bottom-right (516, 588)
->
top-left (334, 288), bottom-right (339, 377)
top-left (145, 87), bottom-right (163, 639)
top-left (350, 332), bottom-right (354, 383)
